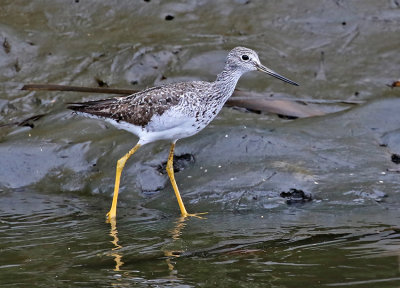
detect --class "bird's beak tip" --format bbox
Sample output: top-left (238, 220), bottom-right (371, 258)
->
top-left (257, 64), bottom-right (299, 86)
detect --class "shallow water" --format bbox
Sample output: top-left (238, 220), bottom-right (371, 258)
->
top-left (1, 1), bottom-right (400, 287)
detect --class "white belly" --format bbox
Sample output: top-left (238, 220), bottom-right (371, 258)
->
top-left (105, 108), bottom-right (205, 145)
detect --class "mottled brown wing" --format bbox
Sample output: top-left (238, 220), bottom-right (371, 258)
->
top-left (68, 84), bottom-right (183, 127)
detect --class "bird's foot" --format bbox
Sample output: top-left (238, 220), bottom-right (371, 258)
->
top-left (106, 211), bottom-right (116, 223)
top-left (182, 212), bottom-right (208, 219)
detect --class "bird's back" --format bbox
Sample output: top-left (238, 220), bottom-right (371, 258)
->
top-left (68, 81), bottom-right (213, 128)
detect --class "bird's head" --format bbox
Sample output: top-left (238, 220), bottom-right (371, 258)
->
top-left (226, 47), bottom-right (298, 86)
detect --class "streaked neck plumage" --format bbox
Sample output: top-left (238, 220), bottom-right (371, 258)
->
top-left (212, 64), bottom-right (245, 103)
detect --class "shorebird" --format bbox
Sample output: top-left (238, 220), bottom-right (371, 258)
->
top-left (68, 47), bottom-right (298, 221)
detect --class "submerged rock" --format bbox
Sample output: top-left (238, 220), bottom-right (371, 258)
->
top-left (280, 188), bottom-right (312, 204)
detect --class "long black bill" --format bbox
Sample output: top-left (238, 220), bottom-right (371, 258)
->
top-left (256, 64), bottom-right (299, 86)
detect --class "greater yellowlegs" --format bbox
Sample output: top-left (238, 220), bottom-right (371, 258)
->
top-left (68, 47), bottom-right (298, 221)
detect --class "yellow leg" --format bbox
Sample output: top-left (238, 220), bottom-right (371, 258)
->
top-left (166, 143), bottom-right (207, 218)
top-left (167, 143), bottom-right (188, 217)
top-left (106, 143), bottom-right (141, 222)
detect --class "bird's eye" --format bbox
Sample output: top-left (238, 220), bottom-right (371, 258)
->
top-left (241, 55), bottom-right (249, 61)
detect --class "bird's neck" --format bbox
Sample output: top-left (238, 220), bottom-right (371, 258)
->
top-left (213, 67), bottom-right (243, 102)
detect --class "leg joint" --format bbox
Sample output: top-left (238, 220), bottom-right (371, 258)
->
top-left (117, 157), bottom-right (126, 170)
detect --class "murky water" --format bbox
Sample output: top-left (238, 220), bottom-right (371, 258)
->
top-left (1, 1), bottom-right (400, 287)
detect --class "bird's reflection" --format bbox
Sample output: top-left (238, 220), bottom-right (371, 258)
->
top-left (170, 216), bottom-right (187, 241)
top-left (108, 218), bottom-right (124, 271)
top-left (164, 216), bottom-right (187, 272)
top-left (107, 215), bottom-right (190, 272)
